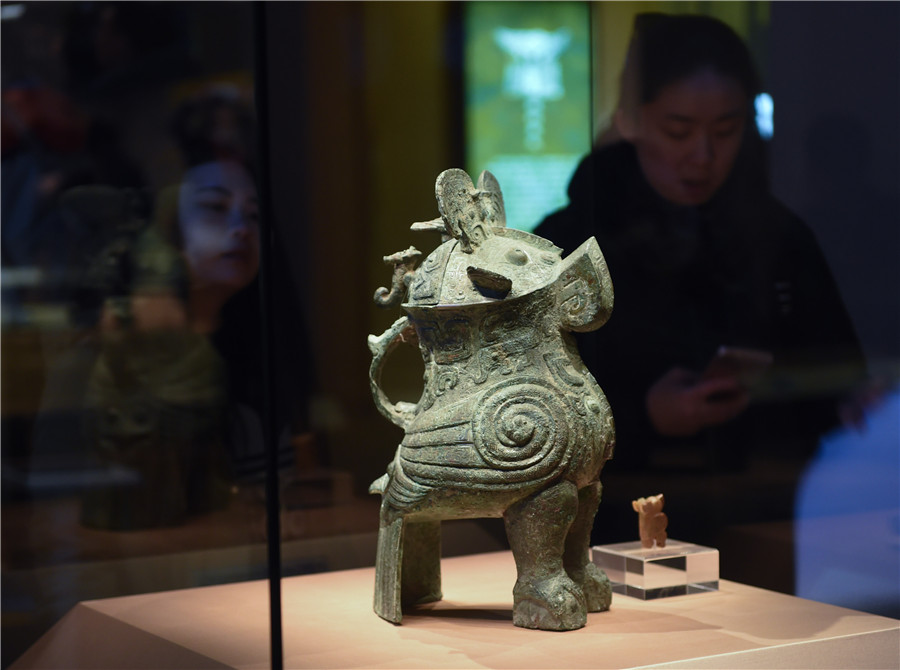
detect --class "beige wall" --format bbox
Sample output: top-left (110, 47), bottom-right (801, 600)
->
top-left (266, 3), bottom-right (457, 490)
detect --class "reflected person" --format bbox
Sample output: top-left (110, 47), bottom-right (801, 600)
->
top-left (82, 158), bottom-right (260, 529)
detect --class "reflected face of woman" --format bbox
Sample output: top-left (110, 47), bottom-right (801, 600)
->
top-left (177, 160), bottom-right (260, 292)
top-left (623, 69), bottom-right (748, 206)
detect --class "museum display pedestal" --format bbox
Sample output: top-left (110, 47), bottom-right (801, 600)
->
top-left (12, 551), bottom-right (899, 670)
top-left (592, 540), bottom-right (719, 600)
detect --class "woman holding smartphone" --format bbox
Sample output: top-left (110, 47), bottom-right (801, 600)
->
top-left (535, 14), bottom-right (866, 544)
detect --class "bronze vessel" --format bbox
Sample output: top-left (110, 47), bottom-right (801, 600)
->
top-left (369, 169), bottom-right (615, 630)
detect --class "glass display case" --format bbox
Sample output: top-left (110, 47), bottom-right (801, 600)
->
top-left (2, 2), bottom-right (897, 668)
top-left (1, 3), bottom-right (284, 665)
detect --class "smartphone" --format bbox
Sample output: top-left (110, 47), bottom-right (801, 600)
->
top-left (702, 346), bottom-right (774, 389)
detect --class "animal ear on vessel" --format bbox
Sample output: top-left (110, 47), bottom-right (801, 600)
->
top-left (554, 237), bottom-right (614, 332)
top-left (435, 169), bottom-right (475, 248)
top-left (476, 170), bottom-right (506, 230)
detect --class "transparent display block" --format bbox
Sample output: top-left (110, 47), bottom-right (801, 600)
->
top-left (591, 540), bottom-right (719, 600)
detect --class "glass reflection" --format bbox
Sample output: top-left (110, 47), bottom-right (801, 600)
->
top-left (1, 4), bottom-right (279, 664)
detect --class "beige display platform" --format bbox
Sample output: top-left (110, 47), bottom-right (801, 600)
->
top-left (12, 551), bottom-right (899, 670)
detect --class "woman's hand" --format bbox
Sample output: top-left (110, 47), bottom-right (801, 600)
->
top-left (646, 367), bottom-right (750, 437)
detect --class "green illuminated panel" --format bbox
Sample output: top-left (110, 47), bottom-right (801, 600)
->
top-left (465, 1), bottom-right (592, 232)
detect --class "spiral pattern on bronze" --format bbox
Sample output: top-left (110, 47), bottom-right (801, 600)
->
top-left (473, 379), bottom-right (569, 473)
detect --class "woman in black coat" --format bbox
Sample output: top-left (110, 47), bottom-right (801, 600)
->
top-left (535, 14), bottom-right (866, 545)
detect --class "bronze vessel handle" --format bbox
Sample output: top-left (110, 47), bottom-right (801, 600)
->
top-left (368, 316), bottom-right (419, 429)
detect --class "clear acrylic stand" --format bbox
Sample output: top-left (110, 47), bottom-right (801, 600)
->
top-left (591, 540), bottom-right (719, 600)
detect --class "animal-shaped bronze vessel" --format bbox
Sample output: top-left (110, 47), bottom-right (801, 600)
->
top-left (368, 169), bottom-right (615, 630)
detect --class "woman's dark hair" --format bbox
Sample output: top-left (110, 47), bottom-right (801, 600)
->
top-left (170, 89), bottom-right (257, 170)
top-left (620, 13), bottom-right (761, 117)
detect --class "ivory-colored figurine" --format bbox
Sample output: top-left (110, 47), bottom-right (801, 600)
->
top-left (632, 494), bottom-right (668, 549)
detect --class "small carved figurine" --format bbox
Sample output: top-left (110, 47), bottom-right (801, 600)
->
top-left (367, 169), bottom-right (616, 630)
top-left (632, 494), bottom-right (668, 549)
